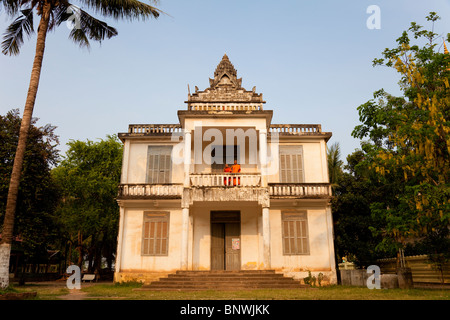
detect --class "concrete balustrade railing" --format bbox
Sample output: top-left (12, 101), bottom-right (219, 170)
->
top-left (190, 173), bottom-right (261, 187)
top-left (269, 124), bottom-right (322, 134)
top-left (269, 183), bottom-right (331, 198)
top-left (118, 184), bottom-right (183, 198)
top-left (128, 124), bottom-right (182, 134)
top-left (188, 104), bottom-right (263, 111)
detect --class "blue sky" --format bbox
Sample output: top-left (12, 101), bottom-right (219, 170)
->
top-left (1, 0), bottom-right (450, 161)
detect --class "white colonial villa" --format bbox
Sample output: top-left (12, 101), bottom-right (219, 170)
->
top-left (114, 54), bottom-right (337, 285)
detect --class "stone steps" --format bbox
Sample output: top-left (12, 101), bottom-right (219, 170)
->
top-left (138, 270), bottom-right (310, 291)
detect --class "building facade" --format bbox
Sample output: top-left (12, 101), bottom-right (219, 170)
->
top-left (114, 55), bottom-right (337, 284)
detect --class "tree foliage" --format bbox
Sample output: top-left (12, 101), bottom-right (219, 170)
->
top-left (331, 150), bottom-right (386, 267)
top-left (352, 13), bottom-right (450, 258)
top-left (0, 109), bottom-right (60, 260)
top-left (327, 142), bottom-right (343, 190)
top-left (52, 135), bottom-right (122, 272)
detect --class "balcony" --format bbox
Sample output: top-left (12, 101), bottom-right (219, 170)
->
top-left (128, 124), bottom-right (182, 134)
top-left (269, 124), bottom-right (322, 134)
top-left (190, 173), bottom-right (261, 187)
top-left (117, 184), bottom-right (183, 199)
top-left (269, 183), bottom-right (332, 199)
top-left (117, 181), bottom-right (332, 202)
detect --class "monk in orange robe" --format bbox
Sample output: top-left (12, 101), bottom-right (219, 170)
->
top-left (223, 164), bottom-right (231, 186)
top-left (231, 160), bottom-right (241, 186)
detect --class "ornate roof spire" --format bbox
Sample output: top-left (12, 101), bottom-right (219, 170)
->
top-left (444, 40), bottom-right (449, 54)
top-left (209, 54), bottom-right (242, 88)
top-left (214, 54), bottom-right (237, 78)
top-left (186, 54), bottom-right (265, 106)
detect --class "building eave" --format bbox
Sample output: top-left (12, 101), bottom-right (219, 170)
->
top-left (178, 110), bottom-right (273, 127)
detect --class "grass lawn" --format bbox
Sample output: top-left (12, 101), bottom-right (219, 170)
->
top-left (5, 281), bottom-right (449, 300)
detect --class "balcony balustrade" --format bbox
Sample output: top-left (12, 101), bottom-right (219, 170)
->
top-left (269, 183), bottom-right (331, 198)
top-left (268, 124), bottom-right (322, 134)
top-left (190, 173), bottom-right (261, 187)
top-left (118, 184), bottom-right (183, 199)
top-left (128, 124), bottom-right (182, 134)
top-left (118, 180), bottom-right (332, 200)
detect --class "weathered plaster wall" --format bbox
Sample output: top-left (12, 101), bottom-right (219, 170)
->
top-left (124, 141), bottom-right (184, 184)
top-left (266, 141), bottom-right (328, 183)
top-left (119, 208), bottom-right (183, 272)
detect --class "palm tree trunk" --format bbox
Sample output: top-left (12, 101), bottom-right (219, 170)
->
top-left (0, 4), bottom-right (51, 289)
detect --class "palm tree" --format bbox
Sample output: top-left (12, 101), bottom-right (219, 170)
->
top-left (327, 142), bottom-right (344, 192)
top-left (0, 0), bottom-right (162, 288)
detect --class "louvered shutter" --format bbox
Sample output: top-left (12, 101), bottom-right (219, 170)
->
top-left (142, 212), bottom-right (170, 255)
top-left (279, 146), bottom-right (304, 183)
top-left (147, 146), bottom-right (172, 183)
top-left (282, 212), bottom-right (309, 255)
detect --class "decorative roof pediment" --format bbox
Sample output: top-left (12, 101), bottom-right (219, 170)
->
top-left (187, 54), bottom-right (264, 104)
top-left (208, 54), bottom-right (242, 89)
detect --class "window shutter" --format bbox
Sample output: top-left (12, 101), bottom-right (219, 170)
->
top-left (279, 146), bottom-right (304, 183)
top-left (281, 212), bottom-right (309, 255)
top-left (147, 146), bottom-right (172, 183)
top-left (142, 212), bottom-right (170, 256)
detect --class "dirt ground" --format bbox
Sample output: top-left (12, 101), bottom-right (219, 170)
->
top-left (19, 280), bottom-right (108, 300)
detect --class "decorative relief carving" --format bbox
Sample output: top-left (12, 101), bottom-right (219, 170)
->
top-left (187, 54), bottom-right (264, 104)
top-left (184, 187), bottom-right (270, 207)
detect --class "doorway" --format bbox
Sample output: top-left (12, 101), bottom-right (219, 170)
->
top-left (210, 211), bottom-right (241, 270)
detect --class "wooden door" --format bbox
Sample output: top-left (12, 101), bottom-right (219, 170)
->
top-left (211, 223), bottom-right (225, 270)
top-left (225, 223), bottom-right (241, 271)
top-left (210, 211), bottom-right (241, 271)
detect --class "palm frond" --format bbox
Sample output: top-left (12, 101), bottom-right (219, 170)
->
top-left (57, 4), bottom-right (118, 49)
top-left (2, 8), bottom-right (34, 56)
top-left (48, 0), bottom-right (71, 31)
top-left (78, 0), bottom-right (163, 21)
top-left (0, 0), bottom-right (22, 16)
top-left (68, 26), bottom-right (90, 49)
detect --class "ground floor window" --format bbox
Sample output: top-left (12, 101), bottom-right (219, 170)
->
top-left (281, 211), bottom-right (309, 255)
top-left (142, 211), bottom-right (170, 256)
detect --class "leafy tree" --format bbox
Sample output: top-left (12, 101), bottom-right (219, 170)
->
top-left (352, 13), bottom-right (450, 268)
top-left (0, 109), bottom-right (60, 268)
top-left (52, 135), bottom-right (122, 274)
top-left (331, 150), bottom-right (385, 267)
top-left (0, 0), bottom-right (162, 288)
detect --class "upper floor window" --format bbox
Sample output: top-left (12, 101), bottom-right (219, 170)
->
top-left (147, 146), bottom-right (172, 183)
top-left (279, 145), bottom-right (304, 183)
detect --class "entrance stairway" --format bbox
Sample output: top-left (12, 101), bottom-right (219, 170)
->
top-left (139, 270), bottom-right (310, 291)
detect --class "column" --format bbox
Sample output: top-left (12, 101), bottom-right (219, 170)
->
top-left (325, 204), bottom-right (337, 284)
top-left (120, 140), bottom-right (131, 184)
top-left (259, 129), bottom-right (268, 187)
top-left (262, 207), bottom-right (271, 269)
top-left (180, 207), bottom-right (189, 270)
top-left (184, 129), bottom-right (192, 187)
top-left (113, 206), bottom-right (125, 281)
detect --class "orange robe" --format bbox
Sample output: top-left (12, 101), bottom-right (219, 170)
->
top-left (231, 164), bottom-right (241, 185)
top-left (223, 166), bottom-right (231, 185)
